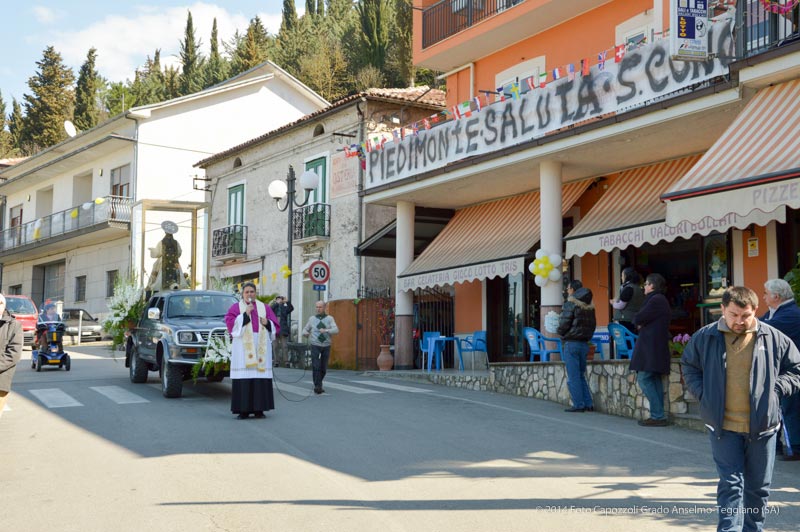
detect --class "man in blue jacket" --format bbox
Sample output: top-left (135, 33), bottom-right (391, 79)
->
top-left (761, 278), bottom-right (800, 460)
top-left (682, 286), bottom-right (800, 532)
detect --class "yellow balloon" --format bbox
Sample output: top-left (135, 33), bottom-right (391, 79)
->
top-left (70, 209), bottom-right (78, 218)
top-left (94, 197), bottom-right (105, 205)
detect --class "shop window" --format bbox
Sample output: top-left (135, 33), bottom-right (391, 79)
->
top-left (703, 234), bottom-right (729, 297)
top-left (777, 208), bottom-right (800, 276)
top-left (75, 275), bottom-right (87, 302)
top-left (106, 270), bottom-right (118, 298)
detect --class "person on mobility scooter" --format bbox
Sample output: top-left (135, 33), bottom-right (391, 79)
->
top-left (32, 303), bottom-right (69, 371)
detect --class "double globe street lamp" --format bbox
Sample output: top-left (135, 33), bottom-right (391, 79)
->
top-left (268, 165), bottom-right (320, 306)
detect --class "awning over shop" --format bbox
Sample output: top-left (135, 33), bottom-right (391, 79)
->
top-left (398, 181), bottom-right (590, 292)
top-left (662, 79), bottom-right (800, 228)
top-left (565, 156), bottom-right (718, 258)
top-left (355, 208), bottom-right (454, 258)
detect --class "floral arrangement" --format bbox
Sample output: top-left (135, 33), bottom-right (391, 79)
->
top-left (376, 296), bottom-right (395, 346)
top-left (191, 332), bottom-right (232, 380)
top-left (102, 273), bottom-right (146, 349)
top-left (669, 333), bottom-right (692, 356)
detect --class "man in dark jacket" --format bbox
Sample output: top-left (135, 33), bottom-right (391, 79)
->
top-left (557, 280), bottom-right (596, 412)
top-left (761, 278), bottom-right (800, 460)
top-left (270, 296), bottom-right (294, 366)
top-left (631, 273), bottom-right (672, 427)
top-left (0, 294), bottom-right (24, 419)
top-left (681, 286), bottom-right (800, 532)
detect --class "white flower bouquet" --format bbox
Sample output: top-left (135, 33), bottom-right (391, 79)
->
top-left (191, 331), bottom-right (232, 380)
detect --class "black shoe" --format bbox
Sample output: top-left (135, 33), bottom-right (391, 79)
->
top-left (253, 412), bottom-right (266, 419)
top-left (314, 388), bottom-right (323, 394)
top-left (637, 418), bottom-right (668, 426)
top-left (778, 453), bottom-right (800, 461)
top-left (236, 413), bottom-right (249, 420)
top-left (586, 406), bottom-right (595, 412)
top-left (564, 407), bottom-right (585, 412)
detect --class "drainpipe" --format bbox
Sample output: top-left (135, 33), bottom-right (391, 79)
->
top-left (356, 97), bottom-right (367, 291)
top-left (124, 111), bottom-right (142, 279)
top-left (436, 62), bottom-right (474, 99)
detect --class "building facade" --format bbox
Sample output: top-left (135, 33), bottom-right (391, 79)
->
top-left (362, 0), bottom-right (799, 369)
top-left (0, 62), bottom-right (328, 317)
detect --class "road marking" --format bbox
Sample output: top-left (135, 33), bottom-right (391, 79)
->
top-left (29, 388), bottom-right (83, 408)
top-left (303, 381), bottom-right (381, 394)
top-left (2, 403), bottom-right (10, 411)
top-left (90, 386), bottom-right (149, 404)
top-left (351, 380), bottom-right (432, 393)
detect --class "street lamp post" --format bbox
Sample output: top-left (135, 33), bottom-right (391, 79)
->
top-left (268, 165), bottom-right (320, 308)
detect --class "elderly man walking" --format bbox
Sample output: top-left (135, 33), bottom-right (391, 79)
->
top-left (761, 278), bottom-right (800, 461)
top-left (682, 286), bottom-right (800, 532)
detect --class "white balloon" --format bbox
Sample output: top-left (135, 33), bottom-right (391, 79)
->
top-left (548, 269), bottom-right (561, 282)
top-left (549, 253), bottom-right (562, 266)
top-left (528, 262), bottom-right (536, 274)
top-left (535, 249), bottom-right (547, 260)
top-left (34, 218), bottom-right (42, 229)
top-left (534, 275), bottom-right (546, 287)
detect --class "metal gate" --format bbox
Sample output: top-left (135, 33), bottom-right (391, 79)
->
top-left (355, 288), bottom-right (393, 371)
top-left (412, 287), bottom-right (454, 369)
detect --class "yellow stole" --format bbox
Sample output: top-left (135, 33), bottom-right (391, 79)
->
top-left (239, 300), bottom-right (269, 372)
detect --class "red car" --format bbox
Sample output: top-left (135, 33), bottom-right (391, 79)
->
top-left (6, 295), bottom-right (39, 347)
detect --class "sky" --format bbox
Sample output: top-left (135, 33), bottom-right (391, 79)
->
top-left (0, 1), bottom-right (305, 107)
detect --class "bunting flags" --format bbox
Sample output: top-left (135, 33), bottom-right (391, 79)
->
top-left (538, 71), bottom-right (547, 88)
top-left (598, 50), bottom-right (607, 70)
top-left (422, 118), bottom-right (431, 130)
top-left (509, 82), bottom-right (521, 100)
top-left (473, 95), bottom-right (483, 112)
top-left (581, 58), bottom-right (590, 76)
top-left (615, 44), bottom-right (626, 63)
top-left (552, 67), bottom-right (562, 81)
top-left (525, 76), bottom-right (537, 90)
top-left (567, 64), bottom-right (575, 81)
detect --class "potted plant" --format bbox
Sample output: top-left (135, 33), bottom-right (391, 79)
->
top-left (376, 296), bottom-right (395, 371)
top-left (669, 333), bottom-right (691, 357)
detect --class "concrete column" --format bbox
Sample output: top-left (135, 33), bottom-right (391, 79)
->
top-left (539, 161), bottom-right (563, 357)
top-left (395, 201), bottom-right (415, 369)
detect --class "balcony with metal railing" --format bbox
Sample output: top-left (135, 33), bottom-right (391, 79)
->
top-left (422, 0), bottom-right (524, 49)
top-left (292, 203), bottom-right (330, 245)
top-left (0, 195), bottom-right (133, 257)
top-left (211, 224), bottom-right (248, 260)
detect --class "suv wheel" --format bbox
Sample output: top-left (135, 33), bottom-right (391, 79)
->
top-left (129, 346), bottom-right (148, 383)
top-left (160, 360), bottom-right (183, 398)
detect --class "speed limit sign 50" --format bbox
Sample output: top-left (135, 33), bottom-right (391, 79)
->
top-left (308, 260), bottom-right (330, 285)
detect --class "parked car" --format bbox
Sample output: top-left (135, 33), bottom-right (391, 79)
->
top-left (62, 308), bottom-right (104, 341)
top-left (125, 290), bottom-right (237, 398)
top-left (5, 295), bottom-right (38, 347)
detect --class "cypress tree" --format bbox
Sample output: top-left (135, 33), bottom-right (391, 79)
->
top-left (21, 46), bottom-right (75, 152)
top-left (394, 0), bottom-right (414, 86)
top-left (204, 18), bottom-right (230, 88)
top-left (306, 0), bottom-right (316, 17)
top-left (231, 17), bottom-right (271, 75)
top-left (8, 98), bottom-right (24, 151)
top-left (0, 90), bottom-right (18, 158)
top-left (178, 11), bottom-right (205, 96)
top-left (317, 0), bottom-right (325, 17)
top-left (356, 0), bottom-right (391, 70)
top-left (74, 47), bottom-right (101, 131)
top-left (280, 0), bottom-right (298, 34)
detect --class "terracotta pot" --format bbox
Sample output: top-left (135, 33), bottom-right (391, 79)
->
top-left (376, 344), bottom-right (394, 371)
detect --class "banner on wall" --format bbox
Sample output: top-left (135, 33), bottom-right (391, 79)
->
top-left (365, 15), bottom-right (733, 190)
top-left (330, 151), bottom-right (358, 198)
top-left (670, 0), bottom-right (710, 61)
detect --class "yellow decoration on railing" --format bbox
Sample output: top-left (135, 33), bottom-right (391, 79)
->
top-left (94, 197), bottom-right (105, 205)
top-left (70, 209), bottom-right (79, 218)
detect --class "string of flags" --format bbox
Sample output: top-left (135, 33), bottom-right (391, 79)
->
top-left (341, 34), bottom-right (665, 160)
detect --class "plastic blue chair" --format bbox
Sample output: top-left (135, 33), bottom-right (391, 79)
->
top-left (458, 330), bottom-right (487, 370)
top-left (608, 323), bottom-right (638, 359)
top-left (420, 331), bottom-right (443, 371)
top-left (523, 327), bottom-right (562, 362)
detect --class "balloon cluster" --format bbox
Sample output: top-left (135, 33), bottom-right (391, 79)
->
top-left (528, 249), bottom-right (563, 287)
top-left (280, 264), bottom-right (292, 279)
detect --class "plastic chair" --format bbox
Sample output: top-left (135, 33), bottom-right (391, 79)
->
top-left (523, 327), bottom-right (562, 362)
top-left (458, 331), bottom-right (487, 370)
top-left (607, 323), bottom-right (638, 359)
top-left (420, 331), bottom-right (443, 371)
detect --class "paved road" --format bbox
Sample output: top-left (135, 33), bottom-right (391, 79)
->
top-left (2, 344), bottom-right (799, 531)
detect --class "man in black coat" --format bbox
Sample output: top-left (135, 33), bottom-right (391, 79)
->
top-left (270, 296), bottom-right (294, 366)
top-left (631, 273), bottom-right (672, 426)
top-left (0, 294), bottom-right (24, 419)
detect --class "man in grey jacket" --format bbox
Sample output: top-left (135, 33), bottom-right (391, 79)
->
top-left (0, 294), bottom-right (24, 419)
top-left (302, 300), bottom-right (339, 394)
top-left (681, 286), bottom-right (800, 532)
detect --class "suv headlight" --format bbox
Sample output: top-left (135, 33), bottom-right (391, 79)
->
top-left (177, 331), bottom-right (196, 343)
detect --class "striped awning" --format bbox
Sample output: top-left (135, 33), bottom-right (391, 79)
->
top-left (564, 155), bottom-right (743, 257)
top-left (663, 79), bottom-right (800, 227)
top-left (398, 181), bottom-right (590, 292)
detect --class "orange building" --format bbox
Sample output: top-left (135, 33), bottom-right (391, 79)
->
top-left (359, 0), bottom-right (800, 368)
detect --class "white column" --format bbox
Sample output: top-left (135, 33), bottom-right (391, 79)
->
top-left (395, 201), bottom-right (415, 369)
top-left (540, 160), bottom-right (563, 308)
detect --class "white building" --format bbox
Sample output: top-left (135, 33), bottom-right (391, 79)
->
top-left (0, 62), bottom-right (328, 317)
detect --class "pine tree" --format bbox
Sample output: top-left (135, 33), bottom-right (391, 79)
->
top-left (21, 46), bottom-right (75, 152)
top-left (356, 0), bottom-right (391, 71)
top-left (204, 18), bottom-right (230, 88)
top-left (280, 0), bottom-right (298, 34)
top-left (8, 98), bottom-right (24, 151)
top-left (105, 81), bottom-right (136, 116)
top-left (163, 65), bottom-right (181, 100)
top-left (231, 17), bottom-right (272, 76)
top-left (0, 90), bottom-right (18, 158)
top-left (306, 0), bottom-right (316, 17)
top-left (131, 49), bottom-right (167, 106)
top-left (278, 15), bottom-right (316, 76)
top-left (178, 11), bottom-right (205, 96)
top-left (74, 47), bottom-right (101, 131)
